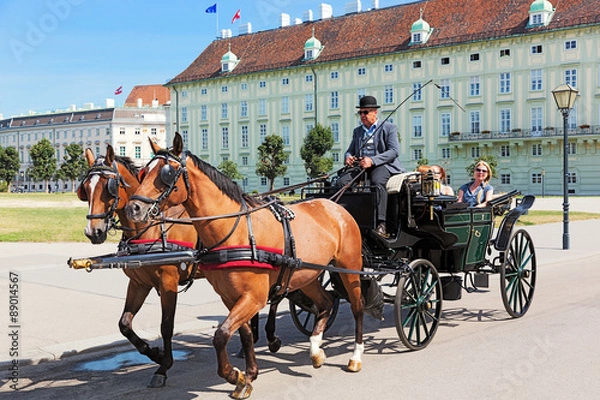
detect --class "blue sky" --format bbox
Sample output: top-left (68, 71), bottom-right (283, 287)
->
top-left (0, 0), bottom-right (409, 119)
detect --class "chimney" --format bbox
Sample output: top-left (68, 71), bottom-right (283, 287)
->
top-left (83, 102), bottom-right (94, 109)
top-left (372, 0), bottom-right (379, 10)
top-left (105, 98), bottom-right (115, 108)
top-left (303, 9), bottom-right (313, 22)
top-left (238, 22), bottom-right (252, 35)
top-left (137, 98), bottom-right (143, 108)
top-left (280, 13), bottom-right (290, 27)
top-left (345, 0), bottom-right (361, 14)
top-left (221, 29), bottom-right (232, 38)
top-left (152, 99), bottom-right (159, 108)
top-left (319, 3), bottom-right (333, 19)
top-left (294, 18), bottom-right (303, 25)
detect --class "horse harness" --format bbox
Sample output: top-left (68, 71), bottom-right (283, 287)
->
top-left (78, 157), bottom-right (129, 222)
top-left (135, 149), bottom-right (304, 302)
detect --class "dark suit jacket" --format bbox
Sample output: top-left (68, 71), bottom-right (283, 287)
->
top-left (344, 120), bottom-right (405, 174)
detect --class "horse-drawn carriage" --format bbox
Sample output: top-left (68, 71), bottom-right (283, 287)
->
top-left (70, 134), bottom-right (536, 398)
top-left (296, 171), bottom-right (536, 349)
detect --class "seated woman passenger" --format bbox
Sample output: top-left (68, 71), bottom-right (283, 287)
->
top-left (457, 160), bottom-right (493, 207)
top-left (430, 165), bottom-right (454, 196)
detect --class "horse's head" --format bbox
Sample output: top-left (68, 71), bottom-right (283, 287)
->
top-left (126, 133), bottom-right (189, 223)
top-left (78, 145), bottom-right (135, 244)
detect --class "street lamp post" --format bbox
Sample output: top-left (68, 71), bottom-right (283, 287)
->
top-left (541, 169), bottom-right (545, 198)
top-left (551, 83), bottom-right (579, 250)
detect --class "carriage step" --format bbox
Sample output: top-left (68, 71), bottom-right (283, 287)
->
top-left (441, 276), bottom-right (462, 300)
top-left (473, 273), bottom-right (489, 288)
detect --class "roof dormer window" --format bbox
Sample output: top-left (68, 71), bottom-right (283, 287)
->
top-left (221, 43), bottom-right (239, 73)
top-left (528, 0), bottom-right (554, 27)
top-left (304, 28), bottom-right (323, 61)
top-left (410, 9), bottom-right (433, 45)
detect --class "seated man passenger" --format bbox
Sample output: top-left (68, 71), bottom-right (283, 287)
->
top-left (457, 161), bottom-right (493, 207)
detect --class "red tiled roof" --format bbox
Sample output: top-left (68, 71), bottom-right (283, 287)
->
top-left (124, 84), bottom-right (170, 107)
top-left (168, 0), bottom-right (598, 85)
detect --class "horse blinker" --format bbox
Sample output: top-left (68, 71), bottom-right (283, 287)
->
top-left (107, 177), bottom-right (119, 198)
top-left (160, 164), bottom-right (177, 187)
top-left (77, 184), bottom-right (88, 202)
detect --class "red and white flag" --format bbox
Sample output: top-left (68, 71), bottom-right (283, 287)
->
top-left (114, 86), bottom-right (123, 95)
top-left (231, 9), bottom-right (241, 24)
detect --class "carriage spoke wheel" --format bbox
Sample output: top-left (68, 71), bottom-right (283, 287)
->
top-left (394, 259), bottom-right (442, 351)
top-left (289, 272), bottom-right (340, 336)
top-left (500, 229), bottom-right (537, 318)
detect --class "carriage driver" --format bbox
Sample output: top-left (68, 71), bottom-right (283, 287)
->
top-left (336, 95), bottom-right (406, 237)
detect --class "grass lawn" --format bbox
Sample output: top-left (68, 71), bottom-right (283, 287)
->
top-left (0, 192), bottom-right (598, 242)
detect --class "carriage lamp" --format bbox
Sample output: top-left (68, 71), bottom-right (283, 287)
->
top-left (551, 83), bottom-right (579, 250)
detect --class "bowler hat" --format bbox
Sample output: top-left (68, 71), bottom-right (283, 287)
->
top-left (357, 95), bottom-right (380, 108)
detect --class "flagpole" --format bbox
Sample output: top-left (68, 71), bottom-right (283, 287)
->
top-left (216, 4), bottom-right (219, 39)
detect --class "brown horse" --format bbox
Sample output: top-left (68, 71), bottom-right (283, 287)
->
top-left (126, 133), bottom-right (365, 399)
top-left (78, 145), bottom-right (200, 388)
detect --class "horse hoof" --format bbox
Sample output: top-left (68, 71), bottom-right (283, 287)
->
top-left (311, 349), bottom-right (326, 369)
top-left (232, 382), bottom-right (253, 399)
top-left (147, 374), bottom-right (167, 388)
top-left (231, 368), bottom-right (252, 399)
top-left (347, 359), bottom-right (362, 373)
top-left (268, 338), bottom-right (281, 353)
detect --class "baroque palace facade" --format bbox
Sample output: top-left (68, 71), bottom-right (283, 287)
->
top-left (167, 0), bottom-right (600, 195)
top-left (0, 85), bottom-right (169, 192)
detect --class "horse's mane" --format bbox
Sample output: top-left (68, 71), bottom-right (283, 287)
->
top-left (114, 155), bottom-right (140, 179)
top-left (187, 153), bottom-right (260, 206)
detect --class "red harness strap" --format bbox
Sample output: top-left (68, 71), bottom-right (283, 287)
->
top-left (199, 245), bottom-right (283, 270)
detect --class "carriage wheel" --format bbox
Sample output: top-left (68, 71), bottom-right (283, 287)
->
top-left (394, 258), bottom-right (443, 351)
top-left (289, 272), bottom-right (340, 336)
top-left (500, 229), bottom-right (537, 318)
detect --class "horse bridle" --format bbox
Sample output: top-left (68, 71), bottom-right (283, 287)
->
top-left (78, 158), bottom-right (128, 222)
top-left (130, 149), bottom-right (191, 218)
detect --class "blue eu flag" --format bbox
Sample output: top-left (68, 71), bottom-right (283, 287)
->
top-left (205, 3), bottom-right (217, 13)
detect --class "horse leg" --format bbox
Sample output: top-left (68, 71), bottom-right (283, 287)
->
top-left (234, 313), bottom-right (259, 359)
top-left (146, 273), bottom-right (179, 388)
top-left (338, 272), bottom-right (365, 372)
top-left (233, 322), bottom-right (258, 399)
top-left (264, 300), bottom-right (282, 353)
top-left (213, 296), bottom-right (264, 400)
top-left (118, 280), bottom-right (160, 364)
top-left (298, 279), bottom-right (334, 369)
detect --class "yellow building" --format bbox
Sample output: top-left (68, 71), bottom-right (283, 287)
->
top-left (167, 0), bottom-right (600, 195)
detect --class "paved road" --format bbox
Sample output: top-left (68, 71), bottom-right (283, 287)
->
top-left (0, 197), bottom-right (599, 398)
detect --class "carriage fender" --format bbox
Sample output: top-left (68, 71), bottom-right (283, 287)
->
top-left (493, 194), bottom-right (535, 252)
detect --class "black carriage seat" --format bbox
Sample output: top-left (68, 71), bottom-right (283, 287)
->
top-left (412, 206), bottom-right (459, 249)
top-left (385, 172), bottom-right (459, 249)
top-left (493, 194), bottom-right (535, 251)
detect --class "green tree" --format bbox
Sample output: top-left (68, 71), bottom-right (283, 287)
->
top-left (416, 157), bottom-right (430, 168)
top-left (218, 159), bottom-right (243, 180)
top-left (256, 134), bottom-right (288, 191)
top-left (28, 138), bottom-right (56, 192)
top-left (59, 144), bottom-right (87, 192)
top-left (300, 124), bottom-right (334, 178)
top-left (465, 155), bottom-right (498, 179)
top-left (0, 146), bottom-right (20, 192)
